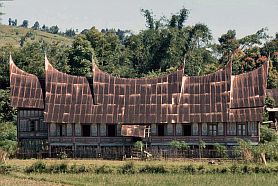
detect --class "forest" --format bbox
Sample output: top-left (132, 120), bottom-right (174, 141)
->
top-left (0, 8), bottom-right (278, 156)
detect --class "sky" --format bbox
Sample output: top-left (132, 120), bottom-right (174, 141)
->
top-left (1, 0), bottom-right (278, 41)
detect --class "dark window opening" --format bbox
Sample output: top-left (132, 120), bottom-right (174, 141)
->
top-left (107, 124), bottom-right (116, 137)
top-left (82, 125), bottom-right (91, 137)
top-left (57, 124), bottom-right (66, 136)
top-left (237, 123), bottom-right (246, 136)
top-left (157, 124), bottom-right (165, 136)
top-left (208, 124), bottom-right (217, 136)
top-left (59, 125), bottom-right (63, 136)
top-left (183, 124), bottom-right (192, 136)
top-left (30, 120), bottom-right (35, 132)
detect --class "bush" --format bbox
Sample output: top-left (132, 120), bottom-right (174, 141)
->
top-left (242, 165), bottom-right (252, 174)
top-left (183, 164), bottom-right (197, 174)
top-left (0, 164), bottom-right (13, 174)
top-left (57, 151), bottom-right (68, 159)
top-left (48, 162), bottom-right (68, 173)
top-left (119, 162), bottom-right (135, 174)
top-left (197, 165), bottom-right (206, 174)
top-left (95, 165), bottom-right (113, 174)
top-left (139, 165), bottom-right (167, 174)
top-left (25, 161), bottom-right (46, 173)
top-left (69, 164), bottom-right (87, 173)
top-left (230, 164), bottom-right (239, 174)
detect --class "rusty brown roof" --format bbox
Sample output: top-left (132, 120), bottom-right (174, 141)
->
top-left (10, 56), bottom-right (269, 123)
top-left (9, 56), bottom-right (44, 109)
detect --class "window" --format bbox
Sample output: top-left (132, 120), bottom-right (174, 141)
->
top-left (237, 123), bottom-right (246, 136)
top-left (183, 124), bottom-right (192, 136)
top-left (30, 120), bottom-right (35, 132)
top-left (82, 124), bottom-right (91, 137)
top-left (157, 124), bottom-right (165, 136)
top-left (248, 122), bottom-right (258, 136)
top-left (57, 124), bottom-right (66, 136)
top-left (227, 123), bottom-right (236, 135)
top-left (107, 124), bottom-right (116, 137)
top-left (208, 123), bottom-right (217, 136)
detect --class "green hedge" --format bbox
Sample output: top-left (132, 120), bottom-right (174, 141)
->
top-left (24, 161), bottom-right (278, 175)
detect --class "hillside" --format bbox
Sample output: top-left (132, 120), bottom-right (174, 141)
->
top-left (0, 24), bottom-right (73, 47)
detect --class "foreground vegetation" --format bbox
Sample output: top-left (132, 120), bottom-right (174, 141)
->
top-left (1, 159), bottom-right (278, 186)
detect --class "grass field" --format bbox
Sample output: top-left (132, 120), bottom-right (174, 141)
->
top-left (1, 159), bottom-right (278, 186)
top-left (0, 24), bottom-right (73, 47)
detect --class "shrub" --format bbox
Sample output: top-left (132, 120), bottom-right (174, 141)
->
top-left (183, 164), bottom-right (197, 174)
top-left (0, 164), bottom-right (13, 174)
top-left (242, 165), bottom-right (252, 174)
top-left (57, 151), bottom-right (68, 159)
top-left (95, 165), bottom-right (113, 174)
top-left (48, 162), bottom-right (68, 173)
top-left (214, 143), bottom-right (228, 158)
top-left (25, 161), bottom-right (46, 173)
top-left (197, 165), bottom-right (206, 174)
top-left (119, 162), bottom-right (135, 174)
top-left (69, 164), bottom-right (87, 173)
top-left (220, 167), bottom-right (230, 174)
top-left (139, 165), bottom-right (167, 174)
top-left (230, 164), bottom-right (239, 174)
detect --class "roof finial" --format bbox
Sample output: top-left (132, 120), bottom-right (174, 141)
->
top-left (92, 51), bottom-right (96, 73)
top-left (9, 52), bottom-right (13, 64)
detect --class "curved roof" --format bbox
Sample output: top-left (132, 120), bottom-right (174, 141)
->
top-left (179, 61), bottom-right (232, 122)
top-left (92, 62), bottom-right (184, 123)
top-left (229, 61), bottom-right (269, 122)
top-left (44, 57), bottom-right (95, 123)
top-left (9, 56), bottom-right (44, 109)
top-left (10, 56), bottom-right (269, 123)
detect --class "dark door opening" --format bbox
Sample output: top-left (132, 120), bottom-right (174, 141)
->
top-left (183, 124), bottom-right (192, 136)
top-left (107, 124), bottom-right (116, 137)
top-left (157, 124), bottom-right (165, 136)
top-left (269, 112), bottom-right (275, 122)
top-left (132, 137), bottom-right (142, 142)
top-left (82, 124), bottom-right (91, 137)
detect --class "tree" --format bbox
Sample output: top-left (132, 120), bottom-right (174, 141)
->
top-left (65, 29), bottom-right (76, 37)
top-left (0, 122), bottom-right (17, 156)
top-left (198, 140), bottom-right (206, 159)
top-left (49, 25), bottom-right (59, 34)
top-left (21, 20), bottom-right (29, 28)
top-left (214, 143), bottom-right (228, 158)
top-left (32, 21), bottom-right (40, 30)
top-left (169, 8), bottom-right (189, 29)
top-left (0, 89), bottom-right (16, 122)
top-left (13, 41), bottom-right (70, 77)
top-left (141, 9), bottom-right (155, 29)
top-left (68, 35), bottom-right (93, 76)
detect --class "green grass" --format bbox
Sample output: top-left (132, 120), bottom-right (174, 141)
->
top-left (2, 159), bottom-right (278, 186)
top-left (6, 172), bottom-right (278, 186)
top-left (0, 24), bottom-right (73, 47)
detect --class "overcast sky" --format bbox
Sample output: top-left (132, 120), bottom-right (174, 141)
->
top-left (1, 0), bottom-right (278, 41)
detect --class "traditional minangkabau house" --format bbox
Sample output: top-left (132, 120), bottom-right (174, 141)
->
top-left (9, 55), bottom-right (269, 158)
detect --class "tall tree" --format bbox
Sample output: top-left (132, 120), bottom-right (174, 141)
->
top-left (21, 20), bottom-right (29, 28)
top-left (32, 21), bottom-right (40, 30)
top-left (68, 35), bottom-right (93, 76)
